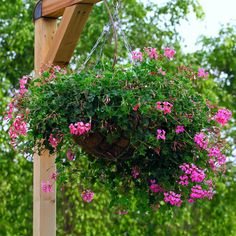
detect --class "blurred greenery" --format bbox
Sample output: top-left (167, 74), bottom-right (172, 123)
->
top-left (0, 0), bottom-right (236, 235)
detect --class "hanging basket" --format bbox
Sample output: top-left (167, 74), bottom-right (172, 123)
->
top-left (7, 47), bottom-right (231, 210)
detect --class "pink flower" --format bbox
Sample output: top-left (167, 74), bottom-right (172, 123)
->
top-left (197, 68), bottom-right (209, 79)
top-left (49, 134), bottom-right (59, 148)
top-left (208, 147), bottom-right (221, 158)
top-left (156, 101), bottom-right (162, 110)
top-left (205, 180), bottom-right (213, 187)
top-left (131, 166), bottom-right (140, 179)
top-left (69, 121), bottom-right (91, 136)
top-left (41, 181), bottom-right (53, 193)
top-left (144, 47), bottom-right (158, 59)
top-left (66, 149), bottom-right (75, 161)
top-left (188, 198), bottom-right (195, 203)
top-left (164, 47), bottom-right (176, 59)
top-left (50, 172), bottom-right (57, 181)
top-left (19, 76), bottom-right (29, 95)
top-left (157, 129), bottom-right (166, 140)
top-left (178, 175), bottom-right (189, 186)
top-left (190, 168), bottom-right (205, 183)
top-left (218, 154), bottom-right (226, 165)
top-left (156, 101), bottom-right (173, 115)
top-left (81, 190), bottom-right (94, 203)
top-left (194, 132), bottom-right (208, 149)
top-left (164, 191), bottom-right (182, 207)
top-left (179, 163), bottom-right (205, 183)
top-left (131, 51), bottom-right (143, 61)
top-left (213, 108), bottom-right (232, 126)
top-left (149, 180), bottom-right (163, 193)
top-left (133, 104), bottom-right (140, 111)
top-left (179, 163), bottom-right (192, 174)
top-left (175, 125), bottom-right (185, 134)
top-left (163, 102), bottom-right (173, 114)
top-left (9, 116), bottom-right (27, 145)
top-left (190, 185), bottom-right (213, 200)
top-left (158, 68), bottom-right (166, 76)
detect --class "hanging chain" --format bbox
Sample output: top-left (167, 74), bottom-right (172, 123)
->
top-left (113, 1), bottom-right (133, 60)
top-left (77, 24), bottom-right (111, 74)
top-left (95, 25), bottom-right (111, 66)
top-left (78, 0), bottom-right (133, 73)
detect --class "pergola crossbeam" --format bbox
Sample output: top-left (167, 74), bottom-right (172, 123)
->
top-left (42, 0), bottom-right (101, 17)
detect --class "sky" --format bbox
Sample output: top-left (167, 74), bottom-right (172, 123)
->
top-left (176, 0), bottom-right (236, 52)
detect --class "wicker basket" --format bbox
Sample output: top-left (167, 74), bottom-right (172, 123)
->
top-left (74, 132), bottom-right (133, 160)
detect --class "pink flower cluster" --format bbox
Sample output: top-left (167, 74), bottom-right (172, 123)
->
top-left (208, 147), bottom-right (226, 166)
top-left (131, 51), bottom-right (143, 62)
top-left (179, 163), bottom-right (205, 183)
top-left (49, 134), bottom-right (60, 148)
top-left (69, 121), bottom-right (91, 136)
top-left (175, 125), bottom-right (185, 134)
top-left (190, 185), bottom-right (213, 200)
top-left (149, 180), bottom-right (163, 193)
top-left (157, 129), bottom-right (166, 140)
top-left (178, 175), bottom-right (189, 186)
top-left (19, 76), bottom-right (29, 95)
top-left (41, 181), bottom-right (53, 193)
top-left (194, 132), bottom-right (208, 149)
top-left (213, 108), bottom-right (232, 126)
top-left (198, 68), bottom-right (209, 79)
top-left (144, 47), bottom-right (158, 59)
top-left (164, 191), bottom-right (182, 207)
top-left (81, 190), bottom-right (94, 203)
top-left (156, 101), bottom-right (173, 115)
top-left (9, 116), bottom-right (27, 145)
top-left (164, 47), bottom-right (176, 59)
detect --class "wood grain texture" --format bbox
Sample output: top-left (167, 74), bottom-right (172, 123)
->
top-left (42, 0), bottom-right (102, 17)
top-left (34, 18), bottom-right (57, 236)
top-left (44, 4), bottom-right (93, 66)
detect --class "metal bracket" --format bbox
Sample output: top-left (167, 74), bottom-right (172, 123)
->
top-left (33, 0), bottom-right (42, 21)
top-left (33, 0), bottom-right (58, 22)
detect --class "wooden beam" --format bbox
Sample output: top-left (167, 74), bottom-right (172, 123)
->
top-left (42, 0), bottom-right (102, 17)
top-left (34, 18), bottom-right (57, 236)
top-left (44, 3), bottom-right (93, 66)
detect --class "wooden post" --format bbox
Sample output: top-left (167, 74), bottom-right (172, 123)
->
top-left (34, 18), bottom-right (57, 236)
top-left (33, 1), bottom-right (102, 235)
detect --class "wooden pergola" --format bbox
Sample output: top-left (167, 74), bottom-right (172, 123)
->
top-left (33, 1), bottom-right (102, 235)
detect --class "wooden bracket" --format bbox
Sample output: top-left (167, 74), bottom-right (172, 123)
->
top-left (44, 3), bottom-right (93, 66)
top-left (34, 0), bottom-right (102, 68)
